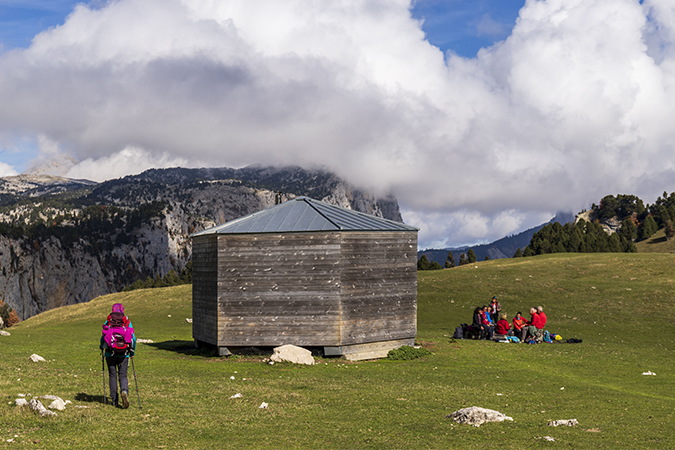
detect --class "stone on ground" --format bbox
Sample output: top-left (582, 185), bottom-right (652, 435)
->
top-left (270, 344), bottom-right (315, 365)
top-left (548, 419), bottom-right (578, 427)
top-left (15, 398), bottom-right (28, 406)
top-left (29, 354), bottom-right (46, 362)
top-left (0, 330), bottom-right (10, 336)
top-left (446, 406), bottom-right (514, 427)
top-left (48, 399), bottom-right (67, 411)
top-left (28, 399), bottom-right (57, 417)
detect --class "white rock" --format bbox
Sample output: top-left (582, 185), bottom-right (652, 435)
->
top-left (40, 395), bottom-right (63, 401)
top-left (15, 398), bottom-right (28, 406)
top-left (137, 339), bottom-right (154, 344)
top-left (229, 393), bottom-right (243, 399)
top-left (185, 318), bottom-right (193, 323)
top-left (642, 371), bottom-right (656, 376)
top-left (548, 419), bottom-right (578, 427)
top-left (543, 436), bottom-right (556, 441)
top-left (446, 407), bottom-right (513, 427)
top-left (29, 354), bottom-right (46, 363)
top-left (48, 399), bottom-right (67, 411)
top-left (28, 398), bottom-right (57, 417)
top-left (0, 330), bottom-right (10, 336)
top-left (270, 344), bottom-right (315, 365)
top-left (258, 402), bottom-right (268, 409)
top-left (230, 376), bottom-right (235, 380)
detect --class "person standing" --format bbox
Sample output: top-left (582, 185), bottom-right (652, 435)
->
top-left (100, 303), bottom-right (136, 408)
top-left (490, 297), bottom-right (502, 322)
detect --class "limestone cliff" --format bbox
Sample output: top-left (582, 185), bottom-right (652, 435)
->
top-left (0, 166), bottom-right (404, 319)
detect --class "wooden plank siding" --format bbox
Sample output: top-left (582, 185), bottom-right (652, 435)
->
top-left (215, 233), bottom-right (342, 347)
top-left (191, 235), bottom-right (219, 345)
top-left (192, 229), bottom-right (418, 350)
top-left (339, 232), bottom-right (417, 345)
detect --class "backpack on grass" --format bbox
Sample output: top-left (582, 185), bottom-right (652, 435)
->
top-left (453, 326), bottom-right (464, 339)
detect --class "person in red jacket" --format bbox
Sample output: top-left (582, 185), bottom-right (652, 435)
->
top-left (495, 313), bottom-right (512, 336)
top-left (529, 307), bottom-right (546, 342)
top-left (512, 311), bottom-right (527, 338)
top-left (537, 306), bottom-right (547, 328)
top-left (522, 307), bottom-right (539, 342)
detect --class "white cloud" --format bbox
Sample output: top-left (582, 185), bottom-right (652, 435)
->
top-left (65, 147), bottom-right (189, 182)
top-left (0, 161), bottom-right (18, 177)
top-left (1, 0), bottom-right (675, 248)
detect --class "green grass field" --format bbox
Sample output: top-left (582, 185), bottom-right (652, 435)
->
top-left (1, 253), bottom-right (674, 449)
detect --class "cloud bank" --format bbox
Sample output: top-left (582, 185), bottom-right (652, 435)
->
top-left (1, 0), bottom-right (675, 248)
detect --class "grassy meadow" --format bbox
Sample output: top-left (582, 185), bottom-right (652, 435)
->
top-left (1, 253), bottom-right (674, 449)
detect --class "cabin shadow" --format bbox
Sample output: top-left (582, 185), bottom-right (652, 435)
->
top-left (146, 340), bottom-right (326, 358)
top-left (75, 392), bottom-right (105, 404)
top-left (146, 340), bottom-right (202, 355)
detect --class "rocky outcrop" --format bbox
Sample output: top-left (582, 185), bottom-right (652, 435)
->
top-left (0, 166), bottom-right (405, 320)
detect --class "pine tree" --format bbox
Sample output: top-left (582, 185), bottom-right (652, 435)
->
top-left (417, 255), bottom-right (432, 271)
top-left (666, 220), bottom-right (675, 241)
top-left (523, 246), bottom-right (535, 257)
top-left (467, 249), bottom-right (477, 263)
top-left (444, 251), bottom-right (455, 268)
top-left (484, 255), bottom-right (490, 261)
top-left (513, 248), bottom-right (522, 258)
top-left (458, 253), bottom-right (470, 266)
top-left (638, 215), bottom-right (658, 241)
top-left (619, 217), bottom-right (638, 242)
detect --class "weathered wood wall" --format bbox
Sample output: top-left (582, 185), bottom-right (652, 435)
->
top-left (192, 235), bottom-right (219, 345)
top-left (339, 232), bottom-right (417, 345)
top-left (215, 233), bottom-right (342, 347)
top-left (193, 230), bottom-right (418, 349)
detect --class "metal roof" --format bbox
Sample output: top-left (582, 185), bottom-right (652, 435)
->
top-left (191, 196), bottom-right (418, 236)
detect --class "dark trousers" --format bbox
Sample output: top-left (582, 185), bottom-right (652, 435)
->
top-left (106, 356), bottom-right (129, 405)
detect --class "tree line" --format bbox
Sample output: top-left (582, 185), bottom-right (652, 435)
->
top-left (417, 249), bottom-right (482, 270)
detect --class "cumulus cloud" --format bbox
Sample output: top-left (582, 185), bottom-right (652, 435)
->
top-left (1, 0), bottom-right (675, 248)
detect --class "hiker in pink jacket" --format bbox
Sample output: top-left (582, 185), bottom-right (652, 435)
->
top-left (100, 303), bottom-right (136, 408)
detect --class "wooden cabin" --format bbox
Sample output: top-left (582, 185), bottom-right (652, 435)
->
top-left (191, 196), bottom-right (418, 360)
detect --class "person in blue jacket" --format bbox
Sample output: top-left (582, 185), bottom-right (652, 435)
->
top-left (100, 303), bottom-right (136, 408)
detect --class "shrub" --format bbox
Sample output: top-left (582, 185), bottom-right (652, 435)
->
top-left (387, 345), bottom-right (431, 361)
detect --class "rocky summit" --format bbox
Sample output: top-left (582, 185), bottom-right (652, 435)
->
top-left (0, 166), bottom-right (403, 320)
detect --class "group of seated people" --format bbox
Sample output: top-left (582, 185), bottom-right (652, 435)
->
top-left (471, 297), bottom-right (547, 342)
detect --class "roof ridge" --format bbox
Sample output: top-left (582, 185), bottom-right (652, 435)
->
top-left (300, 197), bottom-right (343, 230)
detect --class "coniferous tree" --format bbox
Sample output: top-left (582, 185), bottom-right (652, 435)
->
top-left (417, 255), bottom-right (432, 270)
top-left (458, 253), bottom-right (470, 266)
top-left (666, 220), bottom-right (675, 241)
top-left (484, 255), bottom-right (490, 261)
top-left (445, 251), bottom-right (455, 268)
top-left (523, 246), bottom-right (535, 257)
top-left (638, 215), bottom-right (658, 241)
top-left (513, 248), bottom-right (522, 258)
top-left (467, 249), bottom-right (477, 263)
top-left (619, 217), bottom-right (638, 242)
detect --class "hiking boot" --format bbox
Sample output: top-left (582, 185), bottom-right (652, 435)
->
top-left (121, 391), bottom-right (129, 409)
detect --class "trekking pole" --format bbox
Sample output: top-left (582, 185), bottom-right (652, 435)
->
top-left (130, 355), bottom-right (142, 409)
top-left (101, 351), bottom-right (107, 405)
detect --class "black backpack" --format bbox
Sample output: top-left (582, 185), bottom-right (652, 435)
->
top-left (453, 326), bottom-right (464, 339)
